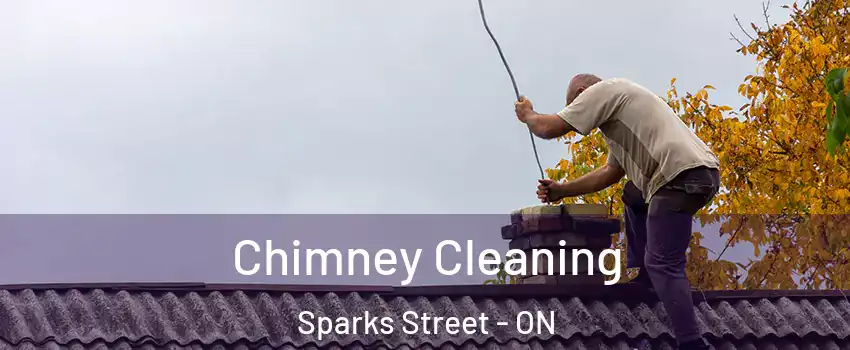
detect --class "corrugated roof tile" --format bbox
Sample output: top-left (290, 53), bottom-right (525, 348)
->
top-left (4, 337), bottom-right (850, 350)
top-left (0, 286), bottom-right (849, 349)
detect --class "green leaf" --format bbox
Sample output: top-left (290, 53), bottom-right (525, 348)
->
top-left (826, 103), bottom-right (838, 154)
top-left (837, 101), bottom-right (849, 132)
top-left (827, 128), bottom-right (840, 155)
top-left (829, 101), bottom-right (849, 155)
top-left (833, 104), bottom-right (843, 128)
top-left (827, 101), bottom-right (835, 122)
top-left (825, 68), bottom-right (847, 97)
top-left (845, 68), bottom-right (850, 92)
top-left (824, 68), bottom-right (850, 155)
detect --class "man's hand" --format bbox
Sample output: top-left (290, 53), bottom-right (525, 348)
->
top-left (513, 97), bottom-right (575, 139)
top-left (536, 164), bottom-right (626, 203)
top-left (515, 96), bottom-right (535, 123)
top-left (537, 179), bottom-right (565, 203)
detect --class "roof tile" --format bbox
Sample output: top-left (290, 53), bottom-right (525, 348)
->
top-left (4, 337), bottom-right (850, 350)
top-left (0, 287), bottom-right (848, 349)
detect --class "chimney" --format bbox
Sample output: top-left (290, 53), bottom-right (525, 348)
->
top-left (501, 204), bottom-right (621, 286)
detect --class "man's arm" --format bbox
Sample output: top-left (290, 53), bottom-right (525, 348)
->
top-left (523, 112), bottom-right (576, 139)
top-left (556, 163), bottom-right (625, 197)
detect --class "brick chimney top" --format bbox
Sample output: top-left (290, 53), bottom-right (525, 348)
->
top-left (501, 204), bottom-right (621, 286)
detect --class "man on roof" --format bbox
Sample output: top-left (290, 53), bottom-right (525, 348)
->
top-left (513, 74), bottom-right (720, 350)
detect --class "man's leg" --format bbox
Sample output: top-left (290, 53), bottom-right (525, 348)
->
top-left (622, 181), bottom-right (651, 285)
top-left (644, 167), bottom-right (719, 347)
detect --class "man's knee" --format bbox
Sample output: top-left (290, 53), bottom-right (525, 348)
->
top-left (644, 250), bottom-right (687, 277)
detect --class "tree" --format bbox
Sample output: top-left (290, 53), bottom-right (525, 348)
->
top-left (547, 0), bottom-right (850, 290)
top-left (482, 253), bottom-right (520, 285)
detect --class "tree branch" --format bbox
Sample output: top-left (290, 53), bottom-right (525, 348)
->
top-left (716, 217), bottom-right (747, 261)
top-left (734, 14), bottom-right (758, 42)
top-left (756, 252), bottom-right (779, 287)
top-left (762, 0), bottom-right (773, 30)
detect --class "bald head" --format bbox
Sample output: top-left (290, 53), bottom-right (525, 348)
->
top-left (566, 74), bottom-right (602, 105)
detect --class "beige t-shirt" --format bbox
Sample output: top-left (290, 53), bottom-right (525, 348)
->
top-left (557, 78), bottom-right (719, 202)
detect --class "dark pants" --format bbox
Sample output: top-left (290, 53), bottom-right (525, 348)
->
top-left (623, 166), bottom-right (720, 343)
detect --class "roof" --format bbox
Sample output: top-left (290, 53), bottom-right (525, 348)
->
top-left (0, 283), bottom-right (849, 349)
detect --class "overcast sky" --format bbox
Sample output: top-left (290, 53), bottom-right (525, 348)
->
top-left (0, 1), bottom-right (778, 284)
